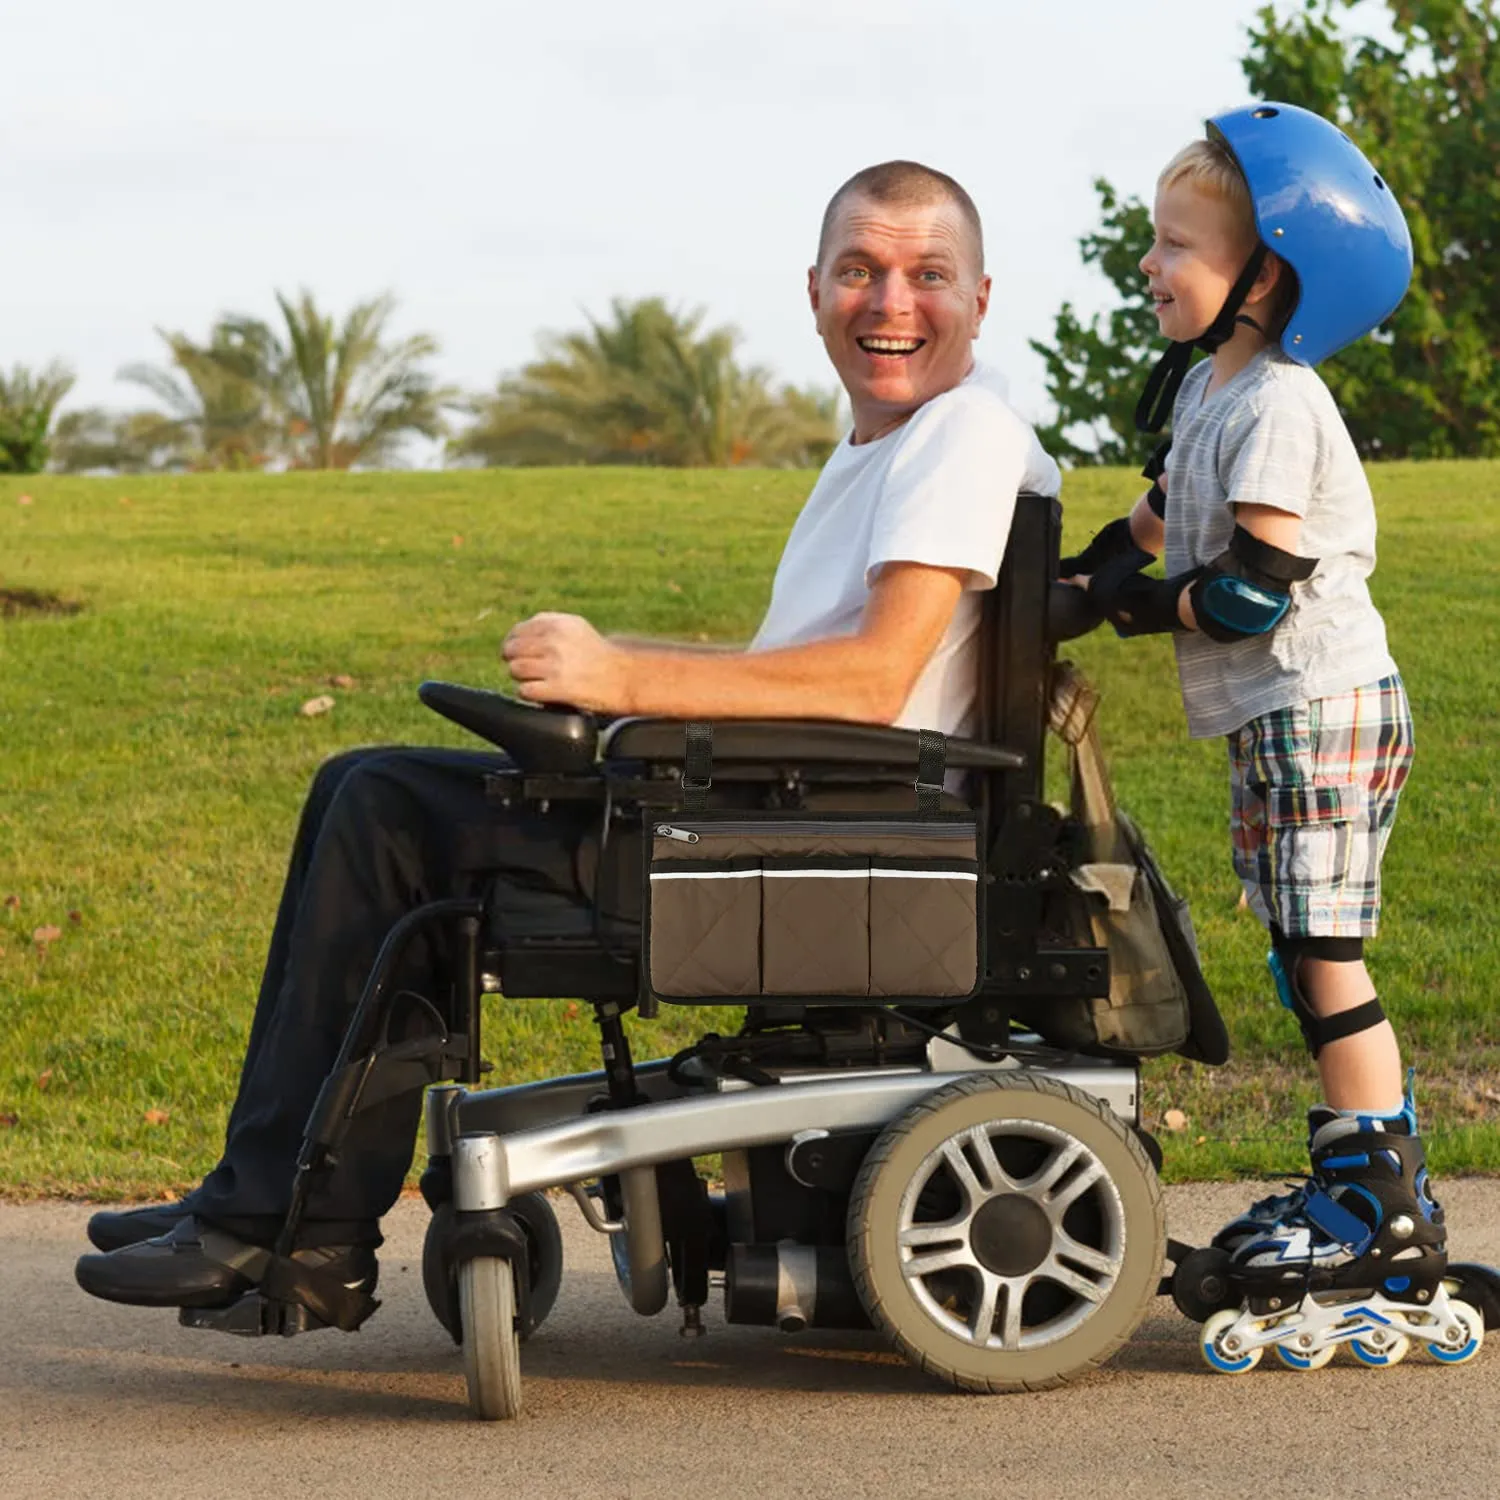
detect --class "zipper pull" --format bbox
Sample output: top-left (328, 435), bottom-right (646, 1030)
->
top-left (654, 824), bottom-right (700, 843)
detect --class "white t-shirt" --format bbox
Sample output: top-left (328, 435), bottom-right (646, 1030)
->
top-left (750, 361), bottom-right (1061, 738)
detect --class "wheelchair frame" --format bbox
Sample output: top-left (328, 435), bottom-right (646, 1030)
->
top-left (183, 493), bottom-right (1217, 1415)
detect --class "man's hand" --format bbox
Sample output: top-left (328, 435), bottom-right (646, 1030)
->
top-left (501, 612), bottom-right (636, 714)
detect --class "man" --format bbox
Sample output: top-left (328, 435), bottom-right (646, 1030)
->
top-left (76, 160), bottom-right (1061, 1313)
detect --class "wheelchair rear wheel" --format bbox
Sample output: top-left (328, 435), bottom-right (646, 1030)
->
top-left (459, 1256), bottom-right (523, 1420)
top-left (847, 1072), bottom-right (1163, 1392)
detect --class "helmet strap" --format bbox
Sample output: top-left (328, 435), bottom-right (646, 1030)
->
top-left (1134, 245), bottom-right (1269, 435)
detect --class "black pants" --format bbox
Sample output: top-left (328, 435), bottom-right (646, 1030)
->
top-left (188, 747), bottom-right (607, 1247)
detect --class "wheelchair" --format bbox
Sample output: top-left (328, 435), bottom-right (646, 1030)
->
top-left (182, 492), bottom-right (1237, 1418)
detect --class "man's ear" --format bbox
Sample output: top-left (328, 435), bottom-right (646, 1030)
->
top-left (807, 264), bottom-right (820, 317)
top-left (971, 273), bottom-right (992, 336)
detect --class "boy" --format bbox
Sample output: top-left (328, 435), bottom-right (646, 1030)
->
top-left (1062, 103), bottom-right (1473, 1367)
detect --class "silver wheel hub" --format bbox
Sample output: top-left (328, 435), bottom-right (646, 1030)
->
top-left (895, 1119), bottom-right (1125, 1351)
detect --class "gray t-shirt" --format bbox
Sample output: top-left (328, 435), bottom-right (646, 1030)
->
top-left (1165, 349), bottom-right (1397, 739)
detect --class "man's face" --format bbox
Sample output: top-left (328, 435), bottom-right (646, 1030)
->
top-left (809, 194), bottom-right (990, 443)
top-left (1139, 177), bottom-right (1257, 344)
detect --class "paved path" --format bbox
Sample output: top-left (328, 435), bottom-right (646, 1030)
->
top-left (3, 1184), bottom-right (1499, 1500)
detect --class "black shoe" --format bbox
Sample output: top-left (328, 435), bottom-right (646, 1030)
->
top-left (86, 1200), bottom-right (195, 1252)
top-left (74, 1218), bottom-right (378, 1310)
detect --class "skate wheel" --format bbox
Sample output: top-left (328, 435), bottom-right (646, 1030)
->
top-left (1274, 1341), bottom-right (1335, 1371)
top-left (1350, 1332), bottom-right (1409, 1367)
top-left (1424, 1298), bottom-right (1484, 1365)
top-left (1201, 1307), bottom-right (1261, 1373)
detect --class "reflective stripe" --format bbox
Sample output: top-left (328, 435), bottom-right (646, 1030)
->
top-left (869, 870), bottom-right (977, 881)
top-left (649, 870), bottom-right (761, 881)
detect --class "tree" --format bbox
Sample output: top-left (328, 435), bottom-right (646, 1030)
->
top-left (50, 408), bottom-right (183, 474)
top-left (1029, 184), bottom-right (1162, 466)
top-left (116, 324), bottom-right (277, 470)
top-left (1035, 0), bottom-right (1500, 462)
top-left (211, 291), bottom-right (459, 469)
top-left (455, 297), bottom-right (840, 468)
top-left (0, 362), bottom-right (75, 474)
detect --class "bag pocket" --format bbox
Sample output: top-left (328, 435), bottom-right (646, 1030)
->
top-left (647, 858), bottom-right (762, 998)
top-left (761, 857), bottom-right (870, 996)
top-left (868, 859), bottom-right (979, 997)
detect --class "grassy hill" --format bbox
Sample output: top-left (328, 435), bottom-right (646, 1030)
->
top-left (2, 462), bottom-right (1497, 1195)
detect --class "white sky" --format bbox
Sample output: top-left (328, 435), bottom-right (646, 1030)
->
top-left (4, 0), bottom-right (1387, 457)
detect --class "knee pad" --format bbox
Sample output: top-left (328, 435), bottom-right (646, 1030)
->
top-left (1268, 934), bottom-right (1384, 1058)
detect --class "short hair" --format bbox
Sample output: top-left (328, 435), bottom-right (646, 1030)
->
top-left (816, 160), bottom-right (985, 272)
top-left (1159, 137), bottom-right (1299, 333)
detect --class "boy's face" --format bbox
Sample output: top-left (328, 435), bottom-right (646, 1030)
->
top-left (1139, 177), bottom-right (1258, 344)
top-left (809, 193), bottom-right (990, 443)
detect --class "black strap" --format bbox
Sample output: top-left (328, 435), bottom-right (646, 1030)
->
top-left (916, 729), bottom-right (946, 816)
top-left (679, 723), bottom-right (946, 816)
top-left (681, 722), bottom-right (713, 813)
top-left (1311, 997), bottom-right (1388, 1054)
top-left (1134, 246), bottom-right (1268, 435)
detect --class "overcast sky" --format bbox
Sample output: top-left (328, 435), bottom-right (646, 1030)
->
top-left (5, 0), bottom-right (1388, 455)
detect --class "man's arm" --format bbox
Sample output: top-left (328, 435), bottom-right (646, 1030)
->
top-left (502, 561), bottom-right (968, 722)
top-left (606, 634), bottom-right (744, 656)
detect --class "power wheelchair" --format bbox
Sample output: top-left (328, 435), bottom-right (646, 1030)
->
top-left (182, 492), bottom-right (1239, 1418)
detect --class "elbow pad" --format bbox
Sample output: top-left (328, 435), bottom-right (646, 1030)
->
top-left (1189, 525), bottom-right (1318, 642)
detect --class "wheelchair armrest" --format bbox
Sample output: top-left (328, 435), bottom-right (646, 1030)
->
top-left (601, 717), bottom-right (1025, 771)
top-left (418, 681), bottom-right (600, 773)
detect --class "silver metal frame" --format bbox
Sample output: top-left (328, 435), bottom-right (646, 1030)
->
top-left (447, 1058), bottom-right (1138, 1213)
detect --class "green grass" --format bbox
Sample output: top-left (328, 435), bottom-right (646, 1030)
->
top-left (1, 463), bottom-right (1497, 1196)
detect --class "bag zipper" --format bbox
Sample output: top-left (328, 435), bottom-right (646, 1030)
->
top-left (654, 819), bottom-right (974, 842)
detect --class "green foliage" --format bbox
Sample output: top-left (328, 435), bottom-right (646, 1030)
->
top-left (1035, 0), bottom-right (1500, 463)
top-left (456, 297), bottom-right (841, 468)
top-left (2, 463), bottom-right (1499, 1193)
top-left (0, 363), bottom-right (75, 474)
top-left (1242, 0), bottom-right (1500, 457)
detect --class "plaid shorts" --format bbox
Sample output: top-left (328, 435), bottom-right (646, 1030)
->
top-left (1227, 674), bottom-right (1414, 939)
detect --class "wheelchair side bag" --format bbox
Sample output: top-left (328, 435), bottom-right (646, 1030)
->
top-left (644, 724), bottom-right (981, 1004)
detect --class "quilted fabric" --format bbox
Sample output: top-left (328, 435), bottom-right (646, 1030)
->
top-left (868, 873), bottom-right (978, 996)
top-left (648, 872), bottom-right (762, 997)
top-left (762, 872), bottom-right (870, 994)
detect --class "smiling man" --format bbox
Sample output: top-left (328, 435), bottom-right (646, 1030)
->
top-left (504, 160), bottom-right (1060, 739)
top-left (75, 161), bottom-right (1062, 1319)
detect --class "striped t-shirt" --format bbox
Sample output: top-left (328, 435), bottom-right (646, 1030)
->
top-left (1164, 349), bottom-right (1397, 739)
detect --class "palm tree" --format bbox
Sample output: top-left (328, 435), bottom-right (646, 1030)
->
top-left (115, 323), bottom-right (277, 471)
top-left (211, 291), bottom-right (458, 469)
top-left (0, 362), bottom-right (75, 474)
top-left (455, 298), bottom-right (840, 468)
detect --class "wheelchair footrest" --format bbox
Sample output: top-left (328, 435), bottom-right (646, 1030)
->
top-left (178, 1291), bottom-right (342, 1338)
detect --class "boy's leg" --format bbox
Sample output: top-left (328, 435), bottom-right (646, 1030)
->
top-left (1218, 678), bottom-right (1439, 1277)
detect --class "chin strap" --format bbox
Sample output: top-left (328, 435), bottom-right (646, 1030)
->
top-left (1135, 246), bottom-right (1268, 435)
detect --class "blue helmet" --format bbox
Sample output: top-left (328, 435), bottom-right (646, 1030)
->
top-left (1208, 101), bottom-right (1413, 366)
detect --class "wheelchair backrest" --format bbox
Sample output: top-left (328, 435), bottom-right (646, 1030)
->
top-left (977, 491), bottom-right (1062, 806)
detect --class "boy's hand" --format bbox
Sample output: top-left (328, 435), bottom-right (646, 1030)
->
top-left (501, 612), bottom-right (636, 714)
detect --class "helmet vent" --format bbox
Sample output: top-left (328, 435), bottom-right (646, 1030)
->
top-left (1252, 106), bottom-right (1279, 119)
top-left (1374, 173), bottom-right (1387, 191)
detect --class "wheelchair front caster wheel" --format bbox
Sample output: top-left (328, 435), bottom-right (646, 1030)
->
top-left (459, 1256), bottom-right (523, 1420)
top-left (424, 1193), bottom-right (564, 1345)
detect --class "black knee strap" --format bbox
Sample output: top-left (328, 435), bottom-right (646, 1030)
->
top-left (1270, 935), bottom-right (1382, 1057)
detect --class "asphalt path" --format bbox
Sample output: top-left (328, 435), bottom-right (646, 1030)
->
top-left (3, 1183), bottom-right (1499, 1500)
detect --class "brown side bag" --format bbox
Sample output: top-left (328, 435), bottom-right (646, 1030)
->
top-left (644, 724), bottom-right (982, 1004)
